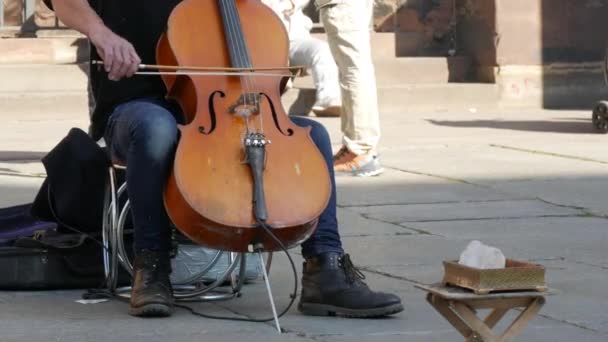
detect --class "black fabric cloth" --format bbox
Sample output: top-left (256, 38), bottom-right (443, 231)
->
top-left (31, 128), bottom-right (109, 234)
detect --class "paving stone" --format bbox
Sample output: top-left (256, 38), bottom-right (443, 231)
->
top-left (381, 144), bottom-right (608, 185)
top-left (340, 234), bottom-right (467, 268)
top-left (347, 199), bottom-right (583, 224)
top-left (492, 176), bottom-right (608, 216)
top-left (335, 168), bottom-right (520, 207)
top-left (0, 174), bottom-right (43, 207)
top-left (536, 260), bottom-right (608, 334)
top-left (336, 207), bottom-right (412, 237)
top-left (318, 324), bottom-right (608, 342)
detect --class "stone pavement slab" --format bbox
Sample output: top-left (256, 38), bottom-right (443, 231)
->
top-left (336, 207), bottom-right (412, 237)
top-left (317, 317), bottom-right (608, 342)
top-left (0, 174), bottom-right (43, 207)
top-left (335, 169), bottom-right (522, 207)
top-left (491, 176), bottom-right (608, 217)
top-left (381, 144), bottom-right (608, 185)
top-left (347, 199), bottom-right (583, 224)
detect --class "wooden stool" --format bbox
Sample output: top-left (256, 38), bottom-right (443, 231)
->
top-left (416, 283), bottom-right (546, 342)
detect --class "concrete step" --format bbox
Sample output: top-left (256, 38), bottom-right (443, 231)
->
top-left (0, 37), bottom-right (88, 64)
top-left (0, 55), bottom-right (469, 94)
top-left (0, 91), bottom-right (90, 119)
top-left (0, 63), bottom-right (89, 93)
top-left (0, 82), bottom-right (499, 120)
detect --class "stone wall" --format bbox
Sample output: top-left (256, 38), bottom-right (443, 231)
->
top-left (2, 0), bottom-right (23, 26)
top-left (1, 0), bottom-right (60, 35)
top-left (385, 0), bottom-right (457, 56)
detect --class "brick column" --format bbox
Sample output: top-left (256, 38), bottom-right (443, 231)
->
top-left (394, 0), bottom-right (457, 56)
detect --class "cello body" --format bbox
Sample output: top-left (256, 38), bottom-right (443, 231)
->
top-left (158, 0), bottom-right (331, 252)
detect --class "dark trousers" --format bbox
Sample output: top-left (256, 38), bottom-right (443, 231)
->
top-left (104, 97), bottom-right (343, 258)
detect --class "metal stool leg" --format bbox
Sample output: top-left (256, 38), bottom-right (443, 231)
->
top-left (102, 166), bottom-right (120, 291)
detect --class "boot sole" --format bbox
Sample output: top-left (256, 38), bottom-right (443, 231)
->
top-left (128, 303), bottom-right (173, 317)
top-left (298, 302), bottom-right (404, 318)
top-left (335, 167), bottom-right (385, 177)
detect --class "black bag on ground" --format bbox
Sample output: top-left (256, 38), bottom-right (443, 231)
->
top-left (0, 231), bottom-right (106, 290)
top-left (31, 127), bottom-right (109, 234)
top-left (0, 203), bottom-right (56, 246)
top-left (0, 128), bottom-right (129, 290)
top-left (0, 204), bottom-right (125, 290)
top-left (0, 221), bottom-right (133, 290)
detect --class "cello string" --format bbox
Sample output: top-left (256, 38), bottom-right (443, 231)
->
top-left (231, 0), bottom-right (263, 134)
top-left (224, 0), bottom-right (253, 131)
top-left (219, 0), bottom-right (242, 107)
top-left (224, 0), bottom-right (255, 166)
top-left (228, 0), bottom-right (262, 134)
top-left (236, 0), bottom-right (261, 135)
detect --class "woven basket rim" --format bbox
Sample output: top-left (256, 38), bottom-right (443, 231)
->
top-left (444, 259), bottom-right (545, 271)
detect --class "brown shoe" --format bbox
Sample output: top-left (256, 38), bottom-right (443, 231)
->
top-left (128, 250), bottom-right (174, 317)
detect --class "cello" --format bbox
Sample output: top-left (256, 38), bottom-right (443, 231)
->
top-left (157, 0), bottom-right (332, 253)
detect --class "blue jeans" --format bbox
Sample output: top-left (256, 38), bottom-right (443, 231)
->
top-left (104, 97), bottom-right (343, 258)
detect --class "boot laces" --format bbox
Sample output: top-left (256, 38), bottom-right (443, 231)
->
top-left (340, 254), bottom-right (366, 284)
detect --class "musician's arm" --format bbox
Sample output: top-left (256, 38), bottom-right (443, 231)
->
top-left (50, 0), bottom-right (141, 80)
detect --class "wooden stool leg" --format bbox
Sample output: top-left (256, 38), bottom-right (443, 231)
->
top-left (426, 294), bottom-right (475, 340)
top-left (485, 308), bottom-right (509, 329)
top-left (500, 298), bottom-right (545, 342)
top-left (453, 302), bottom-right (500, 342)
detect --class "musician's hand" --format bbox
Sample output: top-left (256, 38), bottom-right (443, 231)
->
top-left (88, 24), bottom-right (141, 81)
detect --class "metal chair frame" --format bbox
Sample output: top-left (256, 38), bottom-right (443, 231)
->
top-left (101, 164), bottom-right (260, 301)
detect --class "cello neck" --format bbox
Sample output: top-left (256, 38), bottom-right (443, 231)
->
top-left (217, 0), bottom-right (253, 69)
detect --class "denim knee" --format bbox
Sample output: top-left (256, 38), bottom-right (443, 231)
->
top-left (131, 114), bottom-right (179, 165)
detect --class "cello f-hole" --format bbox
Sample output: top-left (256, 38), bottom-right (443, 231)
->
top-left (198, 90), bottom-right (225, 135)
top-left (260, 93), bottom-right (294, 137)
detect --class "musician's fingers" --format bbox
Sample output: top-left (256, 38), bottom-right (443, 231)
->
top-left (129, 45), bottom-right (141, 66)
top-left (116, 45), bottom-right (132, 79)
top-left (126, 60), bottom-right (138, 78)
top-left (126, 44), bottom-right (140, 77)
top-left (108, 45), bottom-right (124, 81)
top-left (102, 47), bottom-right (114, 75)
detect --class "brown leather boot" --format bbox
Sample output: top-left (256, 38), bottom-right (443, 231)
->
top-left (298, 252), bottom-right (403, 318)
top-left (128, 250), bottom-right (174, 317)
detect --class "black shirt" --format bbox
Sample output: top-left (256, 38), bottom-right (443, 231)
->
top-left (86, 0), bottom-right (182, 140)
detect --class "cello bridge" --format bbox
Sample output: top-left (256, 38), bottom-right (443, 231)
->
top-left (229, 93), bottom-right (261, 118)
